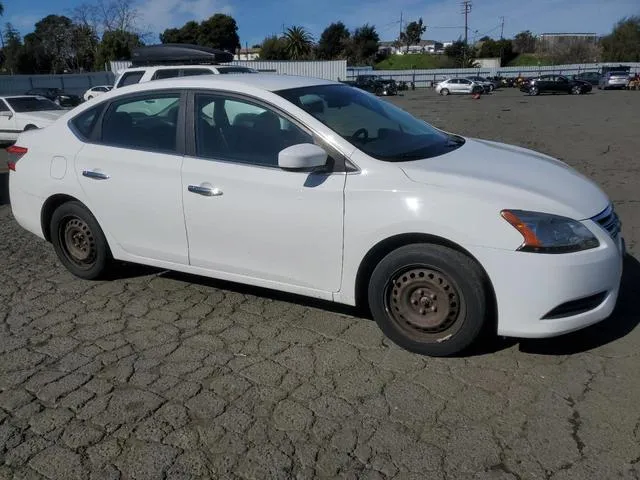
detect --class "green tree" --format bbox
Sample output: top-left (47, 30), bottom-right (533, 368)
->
top-left (478, 38), bottom-right (515, 65)
top-left (259, 35), bottom-right (288, 60)
top-left (444, 39), bottom-right (477, 67)
top-left (160, 20), bottom-right (200, 44)
top-left (95, 29), bottom-right (142, 69)
top-left (2, 23), bottom-right (22, 73)
top-left (346, 24), bottom-right (380, 65)
top-left (18, 33), bottom-right (53, 73)
top-left (601, 16), bottom-right (640, 62)
top-left (71, 24), bottom-right (99, 71)
top-left (32, 15), bottom-right (76, 73)
top-left (400, 18), bottom-right (426, 52)
top-left (283, 26), bottom-right (313, 59)
top-left (197, 14), bottom-right (240, 52)
top-left (513, 30), bottom-right (536, 53)
top-left (317, 21), bottom-right (350, 59)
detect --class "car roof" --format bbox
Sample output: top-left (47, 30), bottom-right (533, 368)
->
top-left (1, 95), bottom-right (49, 99)
top-left (113, 74), bottom-right (338, 94)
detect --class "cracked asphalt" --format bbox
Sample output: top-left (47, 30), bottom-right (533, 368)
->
top-left (1, 88), bottom-right (639, 480)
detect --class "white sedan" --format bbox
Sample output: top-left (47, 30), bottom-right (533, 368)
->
top-left (83, 85), bottom-right (113, 101)
top-left (0, 96), bottom-right (66, 143)
top-left (435, 78), bottom-right (482, 95)
top-left (7, 75), bottom-right (624, 356)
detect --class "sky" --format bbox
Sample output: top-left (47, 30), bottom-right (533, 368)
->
top-left (4, 0), bottom-right (639, 47)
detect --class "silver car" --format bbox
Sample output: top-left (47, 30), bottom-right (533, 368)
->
top-left (598, 71), bottom-right (629, 90)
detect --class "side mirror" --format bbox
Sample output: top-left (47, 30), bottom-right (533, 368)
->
top-left (278, 143), bottom-right (328, 172)
top-left (0, 111), bottom-right (12, 118)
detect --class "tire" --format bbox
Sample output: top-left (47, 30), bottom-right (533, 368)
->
top-left (440, 88), bottom-right (450, 96)
top-left (529, 86), bottom-right (539, 96)
top-left (571, 85), bottom-right (581, 95)
top-left (488, 84), bottom-right (494, 92)
top-left (367, 244), bottom-right (487, 357)
top-left (50, 201), bottom-right (112, 280)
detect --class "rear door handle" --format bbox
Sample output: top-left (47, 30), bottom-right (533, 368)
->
top-left (188, 184), bottom-right (223, 197)
top-left (82, 170), bottom-right (110, 180)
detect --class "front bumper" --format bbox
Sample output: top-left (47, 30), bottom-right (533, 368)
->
top-left (467, 225), bottom-right (624, 338)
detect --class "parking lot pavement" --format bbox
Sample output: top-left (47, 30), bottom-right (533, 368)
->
top-left (1, 88), bottom-right (639, 480)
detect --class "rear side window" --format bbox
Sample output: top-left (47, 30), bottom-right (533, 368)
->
top-left (117, 71), bottom-right (144, 87)
top-left (0, 100), bottom-right (9, 112)
top-left (181, 69), bottom-right (214, 77)
top-left (100, 93), bottom-right (181, 153)
top-left (71, 104), bottom-right (105, 140)
top-left (152, 69), bottom-right (181, 80)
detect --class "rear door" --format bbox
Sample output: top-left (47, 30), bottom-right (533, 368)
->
top-left (73, 90), bottom-right (189, 264)
top-left (555, 76), bottom-right (571, 93)
top-left (458, 79), bottom-right (473, 93)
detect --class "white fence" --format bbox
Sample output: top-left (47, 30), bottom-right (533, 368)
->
top-left (109, 60), bottom-right (348, 81)
top-left (347, 62), bottom-right (640, 88)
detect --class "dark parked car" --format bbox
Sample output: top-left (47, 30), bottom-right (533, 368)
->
top-left (520, 75), bottom-right (592, 96)
top-left (571, 71), bottom-right (601, 85)
top-left (24, 88), bottom-right (82, 108)
top-left (351, 75), bottom-right (398, 96)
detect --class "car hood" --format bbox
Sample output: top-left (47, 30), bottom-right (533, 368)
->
top-left (399, 138), bottom-right (609, 220)
top-left (19, 111), bottom-right (66, 123)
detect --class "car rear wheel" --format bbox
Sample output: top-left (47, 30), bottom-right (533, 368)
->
top-left (488, 84), bottom-right (495, 92)
top-left (50, 201), bottom-right (112, 280)
top-left (440, 88), bottom-right (450, 96)
top-left (367, 244), bottom-right (487, 357)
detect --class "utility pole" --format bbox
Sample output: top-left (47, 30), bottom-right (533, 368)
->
top-left (399, 12), bottom-right (403, 42)
top-left (461, 0), bottom-right (472, 45)
top-left (500, 16), bottom-right (505, 39)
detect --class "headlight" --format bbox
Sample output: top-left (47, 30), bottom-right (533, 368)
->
top-left (501, 210), bottom-right (599, 253)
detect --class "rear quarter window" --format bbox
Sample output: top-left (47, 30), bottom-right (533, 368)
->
top-left (117, 71), bottom-right (144, 87)
top-left (70, 104), bottom-right (105, 140)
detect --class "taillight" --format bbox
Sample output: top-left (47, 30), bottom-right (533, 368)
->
top-left (6, 145), bottom-right (28, 171)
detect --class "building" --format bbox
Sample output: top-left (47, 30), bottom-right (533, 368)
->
top-left (538, 33), bottom-right (598, 51)
top-left (378, 40), bottom-right (445, 56)
top-left (233, 47), bottom-right (261, 61)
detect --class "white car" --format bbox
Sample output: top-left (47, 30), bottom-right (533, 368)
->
top-left (7, 75), bottom-right (624, 356)
top-left (113, 64), bottom-right (258, 89)
top-left (83, 85), bottom-right (113, 101)
top-left (435, 78), bottom-right (482, 95)
top-left (0, 96), bottom-right (66, 144)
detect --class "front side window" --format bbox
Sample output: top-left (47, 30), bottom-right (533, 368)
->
top-left (0, 100), bottom-right (9, 112)
top-left (276, 84), bottom-right (463, 162)
top-left (118, 71), bottom-right (144, 87)
top-left (101, 93), bottom-right (180, 152)
top-left (194, 94), bottom-right (312, 167)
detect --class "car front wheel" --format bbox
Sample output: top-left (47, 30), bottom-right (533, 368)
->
top-left (368, 244), bottom-right (487, 356)
top-left (529, 86), bottom-right (539, 96)
top-left (50, 201), bottom-right (112, 280)
top-left (440, 88), bottom-right (450, 96)
top-left (571, 85), bottom-right (582, 94)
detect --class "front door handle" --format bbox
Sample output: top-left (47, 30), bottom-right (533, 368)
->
top-left (82, 170), bottom-right (110, 180)
top-left (188, 184), bottom-right (223, 197)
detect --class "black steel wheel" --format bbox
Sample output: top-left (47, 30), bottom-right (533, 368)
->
top-left (368, 244), bottom-right (487, 356)
top-left (50, 201), bottom-right (112, 279)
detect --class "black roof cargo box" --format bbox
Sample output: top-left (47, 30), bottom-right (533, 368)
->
top-left (130, 44), bottom-right (234, 66)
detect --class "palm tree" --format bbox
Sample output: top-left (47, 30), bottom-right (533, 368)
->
top-left (283, 26), bottom-right (313, 60)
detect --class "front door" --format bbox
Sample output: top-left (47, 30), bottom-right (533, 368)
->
top-left (73, 91), bottom-right (189, 264)
top-left (181, 92), bottom-right (345, 294)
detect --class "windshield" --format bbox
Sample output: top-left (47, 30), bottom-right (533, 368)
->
top-left (218, 67), bottom-right (258, 74)
top-left (276, 84), bottom-right (463, 161)
top-left (7, 97), bottom-right (63, 112)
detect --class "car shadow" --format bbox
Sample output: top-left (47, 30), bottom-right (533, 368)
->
top-left (110, 251), bottom-right (640, 358)
top-left (159, 270), bottom-right (361, 318)
top-left (0, 173), bottom-right (9, 206)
